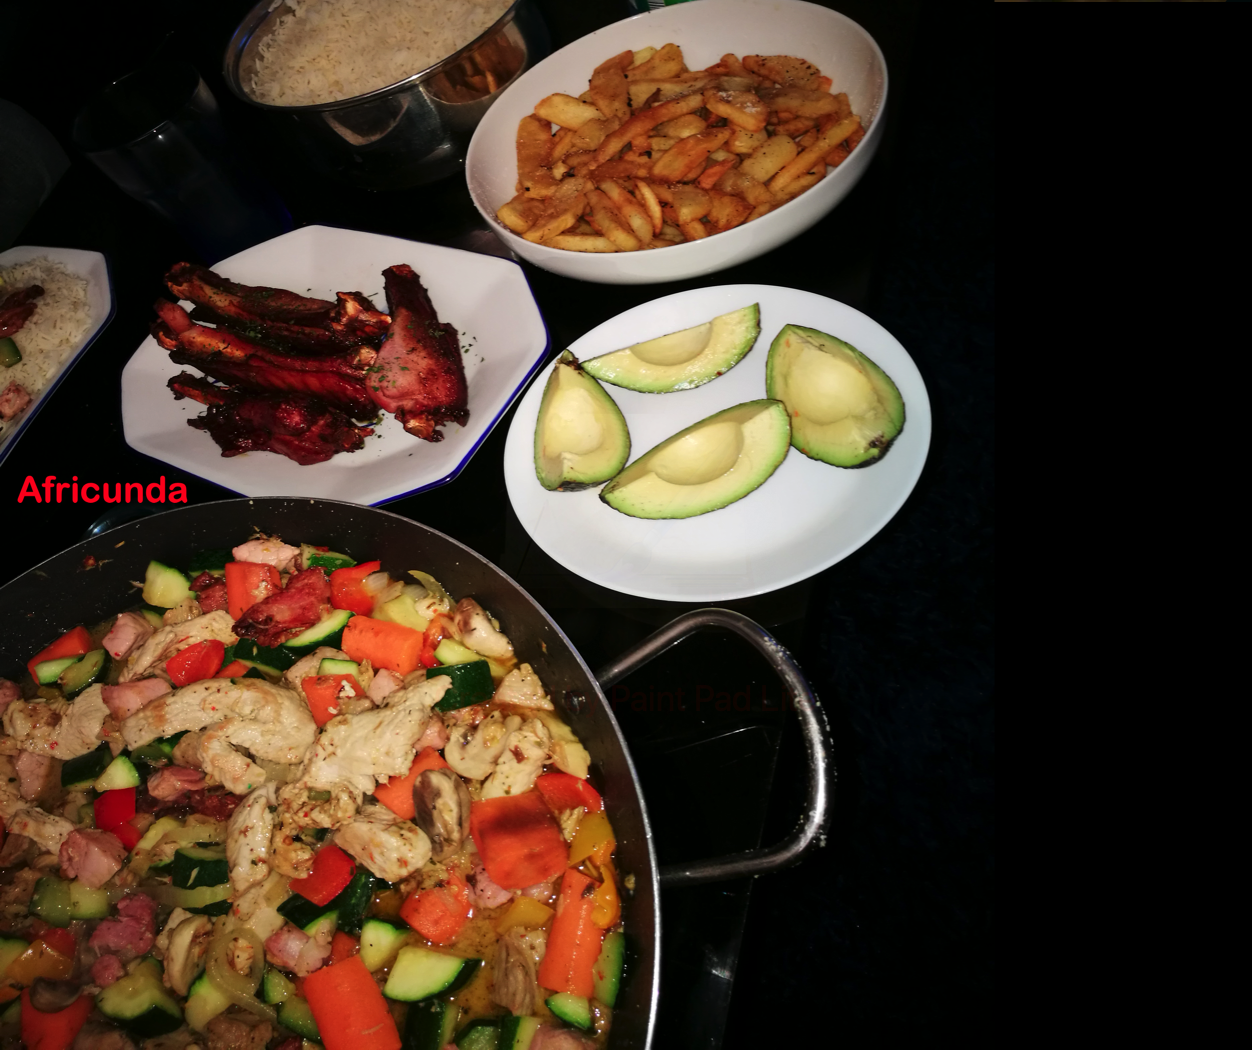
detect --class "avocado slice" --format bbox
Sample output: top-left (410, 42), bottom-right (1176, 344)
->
top-left (766, 324), bottom-right (905, 467)
top-left (534, 351), bottom-right (631, 491)
top-left (600, 399), bottom-right (790, 519)
top-left (582, 304), bottom-right (760, 393)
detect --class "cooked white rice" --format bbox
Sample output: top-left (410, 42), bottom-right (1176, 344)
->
top-left (249, 0), bottom-right (512, 107)
top-left (0, 258), bottom-right (91, 437)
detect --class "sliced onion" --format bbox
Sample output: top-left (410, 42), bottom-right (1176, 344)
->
top-left (206, 916), bottom-right (277, 1023)
top-left (410, 570), bottom-right (453, 614)
top-left (362, 571), bottom-right (403, 609)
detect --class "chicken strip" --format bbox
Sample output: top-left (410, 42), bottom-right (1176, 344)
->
top-left (481, 718), bottom-right (551, 800)
top-left (120, 611), bottom-right (238, 683)
top-left (334, 804), bottom-right (432, 882)
top-left (120, 679), bottom-right (316, 794)
top-left (2, 684), bottom-right (111, 760)
top-left (6, 806), bottom-right (75, 856)
top-left (226, 785), bottom-right (278, 894)
top-left (445, 711), bottom-right (521, 781)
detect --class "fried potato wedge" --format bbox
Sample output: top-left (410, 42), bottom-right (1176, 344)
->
top-left (535, 93), bottom-right (604, 130)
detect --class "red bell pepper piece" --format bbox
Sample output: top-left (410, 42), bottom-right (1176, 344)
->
top-left (26, 626), bottom-right (93, 682)
top-left (330, 931), bottom-right (360, 965)
top-left (536, 868), bottom-right (604, 998)
top-left (224, 561), bottom-right (282, 620)
top-left (28, 921), bottom-right (75, 960)
top-left (165, 639), bottom-right (226, 686)
top-left (469, 790), bottom-right (568, 890)
top-left (93, 788), bottom-right (136, 832)
top-left (535, 772), bottom-right (604, 814)
top-left (373, 747), bottom-right (448, 820)
top-left (419, 614), bottom-right (451, 669)
top-left (399, 871), bottom-right (471, 945)
top-left (341, 616), bottom-right (423, 676)
top-left (289, 843), bottom-right (356, 907)
top-left (216, 659), bottom-right (249, 678)
top-left (330, 560), bottom-right (382, 615)
top-left (113, 820), bottom-right (143, 851)
top-left (301, 674), bottom-right (364, 728)
top-left (302, 955), bottom-right (400, 1050)
top-left (20, 987), bottom-right (93, 1050)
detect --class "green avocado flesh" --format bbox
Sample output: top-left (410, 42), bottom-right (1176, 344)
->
top-left (582, 304), bottom-right (761, 393)
top-left (534, 351), bottom-right (631, 491)
top-left (766, 324), bottom-right (905, 467)
top-left (600, 399), bottom-right (790, 519)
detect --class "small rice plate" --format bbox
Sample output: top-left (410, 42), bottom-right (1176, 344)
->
top-left (249, 0), bottom-right (513, 107)
top-left (0, 258), bottom-right (91, 436)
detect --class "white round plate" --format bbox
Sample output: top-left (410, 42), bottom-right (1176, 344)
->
top-left (122, 225), bottom-right (549, 505)
top-left (504, 284), bottom-right (931, 601)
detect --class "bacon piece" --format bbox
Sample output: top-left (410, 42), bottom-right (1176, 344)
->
top-left (264, 922), bottom-right (330, 976)
top-left (168, 374), bottom-right (374, 467)
top-left (467, 855), bottom-right (515, 909)
top-left (60, 829), bottom-right (128, 888)
top-left (147, 765), bottom-right (207, 801)
top-left (165, 262), bottom-right (336, 325)
top-left (103, 677), bottom-right (171, 721)
top-left (0, 284), bottom-right (43, 338)
top-left (0, 678), bottom-right (20, 716)
top-left (185, 789), bottom-right (243, 821)
top-left (0, 381), bottom-right (31, 422)
top-left (103, 611), bottom-right (155, 660)
top-left (90, 892), bottom-right (157, 958)
top-left (367, 668), bottom-right (404, 703)
top-left (233, 567), bottom-right (331, 647)
top-left (369, 265), bottom-right (469, 442)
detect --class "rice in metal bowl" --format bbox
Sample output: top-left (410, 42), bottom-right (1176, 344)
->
top-left (0, 258), bottom-right (90, 437)
top-left (248, 0), bottom-right (513, 107)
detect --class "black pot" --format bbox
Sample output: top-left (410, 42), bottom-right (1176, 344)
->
top-left (0, 497), bottom-right (833, 1048)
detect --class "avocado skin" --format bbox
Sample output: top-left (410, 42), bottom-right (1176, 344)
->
top-left (765, 324), bottom-right (905, 468)
top-left (582, 304), bottom-right (761, 394)
top-left (534, 351), bottom-right (631, 491)
top-left (600, 399), bottom-right (791, 519)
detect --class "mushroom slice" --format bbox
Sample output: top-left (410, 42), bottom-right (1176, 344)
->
top-left (412, 768), bottom-right (472, 862)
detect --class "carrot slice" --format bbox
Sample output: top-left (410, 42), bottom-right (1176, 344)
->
top-left (399, 871), bottom-right (471, 945)
top-left (537, 868), bottom-right (604, 998)
top-left (341, 616), bottom-right (423, 676)
top-left (301, 674), bottom-right (364, 727)
top-left (373, 747), bottom-right (448, 820)
top-left (302, 955), bottom-right (400, 1050)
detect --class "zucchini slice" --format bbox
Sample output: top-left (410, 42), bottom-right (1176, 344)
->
top-left (301, 544), bottom-right (356, 571)
top-left (404, 998), bottom-right (459, 1050)
top-left (498, 1016), bottom-right (542, 1050)
top-left (70, 880), bottom-right (112, 920)
top-left (382, 945), bottom-right (481, 1001)
top-left (328, 868), bottom-right (376, 936)
top-left (455, 1018), bottom-right (503, 1050)
top-left (360, 918), bottom-right (409, 972)
top-left (29, 876), bottom-right (72, 928)
top-left (61, 742), bottom-right (113, 789)
top-left (142, 560), bottom-right (193, 609)
top-left (34, 655), bottom-right (80, 685)
top-left (60, 648), bottom-right (109, 697)
top-left (546, 992), bottom-right (593, 1030)
top-left (317, 657), bottom-right (360, 677)
top-left (262, 967), bottom-right (296, 1006)
top-left (232, 639), bottom-right (296, 676)
top-left (429, 659), bottom-right (494, 712)
top-left (278, 995), bottom-right (320, 1040)
top-left (94, 754), bottom-right (141, 792)
top-left (96, 958), bottom-right (184, 1037)
top-left (592, 929), bottom-right (625, 1008)
top-left (184, 971), bottom-right (230, 1032)
top-left (171, 846), bottom-right (229, 890)
top-left (283, 609), bottom-right (354, 653)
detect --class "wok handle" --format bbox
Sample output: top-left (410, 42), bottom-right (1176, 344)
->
top-left (595, 608), bottom-right (834, 889)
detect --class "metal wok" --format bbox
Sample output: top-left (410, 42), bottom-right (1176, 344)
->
top-left (0, 497), bottom-right (833, 1048)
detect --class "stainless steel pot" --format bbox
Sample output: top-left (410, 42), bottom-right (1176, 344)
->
top-left (0, 498), bottom-right (833, 1047)
top-left (222, 0), bottom-right (550, 189)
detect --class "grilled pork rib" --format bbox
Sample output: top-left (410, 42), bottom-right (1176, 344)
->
top-left (369, 264), bottom-right (470, 442)
top-left (168, 373), bottom-right (373, 465)
top-left (165, 262), bottom-right (336, 325)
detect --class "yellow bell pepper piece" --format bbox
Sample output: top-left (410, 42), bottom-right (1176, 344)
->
top-left (591, 859), bottom-right (621, 929)
top-left (4, 940), bottom-right (74, 984)
top-left (568, 809), bottom-right (615, 867)
top-left (495, 895), bottom-right (555, 934)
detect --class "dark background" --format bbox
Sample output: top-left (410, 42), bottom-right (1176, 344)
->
top-left (2, 1), bottom-right (993, 1045)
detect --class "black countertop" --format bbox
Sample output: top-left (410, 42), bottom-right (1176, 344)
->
top-left (2, 2), bottom-right (993, 1044)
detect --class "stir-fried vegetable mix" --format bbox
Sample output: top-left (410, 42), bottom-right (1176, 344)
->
top-left (0, 536), bottom-right (624, 1049)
